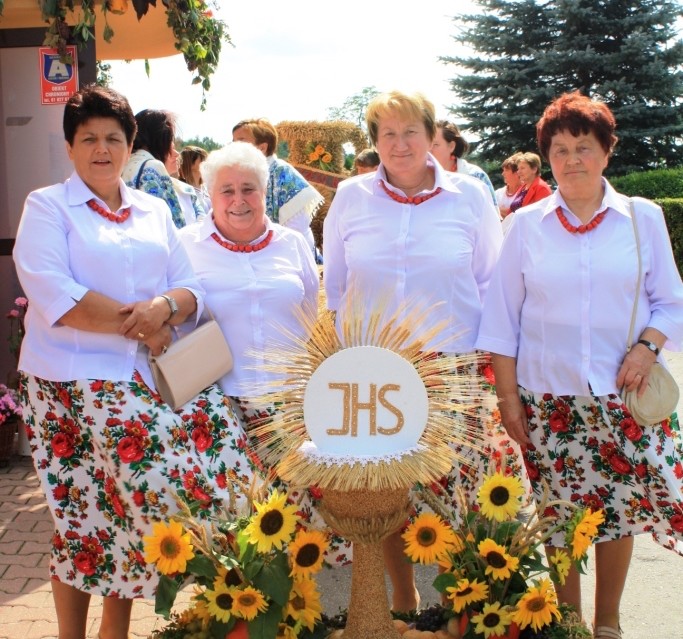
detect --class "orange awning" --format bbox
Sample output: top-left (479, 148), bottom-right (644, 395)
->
top-left (0, 0), bottom-right (178, 60)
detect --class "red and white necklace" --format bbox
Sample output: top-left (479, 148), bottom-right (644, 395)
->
top-left (87, 199), bottom-right (131, 224)
top-left (380, 180), bottom-right (442, 205)
top-left (211, 229), bottom-right (274, 253)
top-left (556, 206), bottom-right (607, 234)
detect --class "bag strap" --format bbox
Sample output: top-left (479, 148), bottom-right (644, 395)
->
top-left (134, 159), bottom-right (151, 189)
top-left (626, 198), bottom-right (642, 353)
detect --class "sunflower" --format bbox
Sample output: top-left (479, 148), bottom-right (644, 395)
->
top-left (143, 520), bottom-right (194, 575)
top-left (512, 579), bottom-right (561, 631)
top-left (276, 624), bottom-right (298, 639)
top-left (289, 529), bottom-right (329, 578)
top-left (446, 578), bottom-right (489, 613)
top-left (549, 549), bottom-right (571, 585)
top-left (231, 586), bottom-right (268, 620)
top-left (568, 508), bottom-right (605, 560)
top-left (213, 565), bottom-right (243, 591)
top-left (244, 490), bottom-right (299, 552)
top-left (402, 512), bottom-right (457, 564)
top-left (471, 601), bottom-right (514, 638)
top-left (204, 584), bottom-right (236, 623)
top-left (285, 576), bottom-right (323, 631)
top-left (477, 472), bottom-right (525, 522)
top-left (478, 538), bottom-right (520, 580)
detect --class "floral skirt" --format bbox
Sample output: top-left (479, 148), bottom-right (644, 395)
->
top-left (20, 372), bottom-right (258, 598)
top-left (231, 396), bottom-right (352, 566)
top-left (520, 388), bottom-right (683, 553)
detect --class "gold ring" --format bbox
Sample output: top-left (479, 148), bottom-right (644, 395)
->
top-left (137, 332), bottom-right (145, 339)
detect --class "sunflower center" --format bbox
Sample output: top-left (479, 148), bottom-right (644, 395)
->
top-left (417, 526), bottom-right (437, 547)
top-left (486, 551), bottom-right (507, 568)
top-left (160, 537), bottom-right (180, 558)
top-left (291, 595), bottom-right (306, 611)
top-left (484, 613), bottom-right (502, 628)
top-left (457, 586), bottom-right (473, 597)
top-left (296, 543), bottom-right (321, 567)
top-left (260, 510), bottom-right (284, 535)
top-left (238, 593), bottom-right (256, 606)
top-left (490, 486), bottom-right (510, 506)
top-left (216, 593), bottom-right (234, 610)
top-left (225, 568), bottom-right (242, 587)
top-left (526, 596), bottom-right (548, 612)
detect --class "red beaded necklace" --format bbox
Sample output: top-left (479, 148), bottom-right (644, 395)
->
top-left (211, 229), bottom-right (274, 253)
top-left (556, 207), bottom-right (607, 234)
top-left (87, 198), bottom-right (131, 223)
top-left (380, 180), bottom-right (443, 205)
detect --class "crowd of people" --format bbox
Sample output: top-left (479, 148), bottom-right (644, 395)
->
top-left (11, 84), bottom-right (683, 639)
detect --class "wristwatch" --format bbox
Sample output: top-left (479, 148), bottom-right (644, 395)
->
top-left (160, 294), bottom-right (178, 320)
top-left (637, 339), bottom-right (660, 356)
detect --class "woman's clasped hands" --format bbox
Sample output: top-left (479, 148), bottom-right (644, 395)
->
top-left (119, 296), bottom-right (173, 355)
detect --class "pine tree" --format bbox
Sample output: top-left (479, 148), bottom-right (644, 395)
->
top-left (444, 0), bottom-right (683, 175)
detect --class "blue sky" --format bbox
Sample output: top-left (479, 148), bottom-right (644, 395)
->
top-left (106, 1), bottom-right (475, 142)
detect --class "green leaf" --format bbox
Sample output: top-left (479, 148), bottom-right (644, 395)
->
top-left (247, 602), bottom-right (283, 639)
top-left (186, 554), bottom-right (218, 580)
top-left (209, 619), bottom-right (233, 639)
top-left (433, 571), bottom-right (457, 593)
top-left (144, 59), bottom-right (150, 78)
top-left (251, 553), bottom-right (292, 606)
top-left (154, 575), bottom-right (180, 619)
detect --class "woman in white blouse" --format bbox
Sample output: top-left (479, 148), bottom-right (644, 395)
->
top-left (477, 92), bottom-right (683, 639)
top-left (13, 86), bottom-right (254, 639)
top-left (323, 90), bottom-right (513, 612)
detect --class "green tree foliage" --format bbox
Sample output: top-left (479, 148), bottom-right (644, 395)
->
top-left (327, 86), bottom-right (381, 130)
top-left (178, 136), bottom-right (222, 152)
top-left (443, 0), bottom-right (683, 175)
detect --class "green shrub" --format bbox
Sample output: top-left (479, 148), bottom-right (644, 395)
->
top-left (656, 198), bottom-right (683, 275)
top-left (611, 168), bottom-right (683, 199)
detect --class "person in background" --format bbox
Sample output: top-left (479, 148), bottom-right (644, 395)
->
top-left (324, 90), bottom-right (517, 612)
top-left (495, 152), bottom-right (523, 219)
top-left (506, 151), bottom-right (552, 215)
top-left (232, 117), bottom-right (323, 252)
top-left (431, 119), bottom-right (497, 206)
top-left (476, 91), bottom-right (683, 639)
top-left (179, 145), bottom-right (211, 213)
top-left (122, 109), bottom-right (206, 227)
top-left (13, 85), bottom-right (255, 639)
top-left (353, 148), bottom-right (380, 175)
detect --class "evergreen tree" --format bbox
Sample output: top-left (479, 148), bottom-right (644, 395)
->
top-left (444, 0), bottom-right (683, 175)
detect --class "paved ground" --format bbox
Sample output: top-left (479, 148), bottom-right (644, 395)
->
top-left (2, 353), bottom-right (682, 638)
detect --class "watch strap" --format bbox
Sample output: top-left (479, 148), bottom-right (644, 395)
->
top-left (637, 339), bottom-right (660, 356)
top-left (160, 294), bottom-right (178, 319)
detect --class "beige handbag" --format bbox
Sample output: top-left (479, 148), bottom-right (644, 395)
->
top-left (148, 308), bottom-right (233, 410)
top-left (620, 199), bottom-right (679, 425)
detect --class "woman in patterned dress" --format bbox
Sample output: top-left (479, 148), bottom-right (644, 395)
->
top-left (13, 86), bottom-right (255, 639)
top-left (322, 90), bottom-right (521, 612)
top-left (477, 91), bottom-right (683, 639)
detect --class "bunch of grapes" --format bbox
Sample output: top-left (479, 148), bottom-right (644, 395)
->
top-left (414, 604), bottom-right (446, 631)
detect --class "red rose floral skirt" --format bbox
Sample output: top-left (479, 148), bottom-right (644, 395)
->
top-left (20, 372), bottom-right (258, 599)
top-left (520, 388), bottom-right (683, 554)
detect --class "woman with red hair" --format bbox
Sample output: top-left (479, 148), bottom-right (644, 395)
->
top-left (477, 91), bottom-right (683, 639)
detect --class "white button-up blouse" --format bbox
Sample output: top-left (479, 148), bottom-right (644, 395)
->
top-left (179, 215), bottom-right (319, 396)
top-left (323, 157), bottom-right (503, 353)
top-left (13, 172), bottom-right (204, 388)
top-left (476, 179), bottom-right (683, 396)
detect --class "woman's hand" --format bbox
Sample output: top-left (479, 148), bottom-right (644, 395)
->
top-left (497, 393), bottom-right (531, 448)
top-left (617, 343), bottom-right (657, 397)
top-left (144, 323), bottom-right (173, 356)
top-left (119, 297), bottom-right (170, 341)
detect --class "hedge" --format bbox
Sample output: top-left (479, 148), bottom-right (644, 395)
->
top-left (657, 198), bottom-right (683, 275)
top-left (611, 168), bottom-right (683, 199)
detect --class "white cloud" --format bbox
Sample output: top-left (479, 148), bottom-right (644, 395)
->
top-left (106, 0), bottom-right (476, 142)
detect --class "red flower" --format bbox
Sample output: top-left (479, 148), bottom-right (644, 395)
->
top-left (524, 458), bottom-right (540, 481)
top-left (139, 413), bottom-right (152, 423)
top-left (58, 388), bottom-right (72, 409)
top-left (662, 421), bottom-right (673, 437)
top-left (73, 551), bottom-right (97, 576)
top-left (548, 410), bottom-right (569, 433)
top-left (132, 490), bottom-right (145, 507)
top-left (52, 484), bottom-right (69, 501)
top-left (480, 363), bottom-right (495, 384)
top-left (634, 463), bottom-right (648, 479)
top-left (309, 485), bottom-right (323, 500)
top-left (96, 530), bottom-right (110, 542)
top-left (117, 436), bottom-right (144, 464)
top-left (599, 442), bottom-right (617, 458)
top-left (606, 401), bottom-right (621, 410)
top-left (51, 433), bottom-right (75, 458)
top-left (106, 417), bottom-right (122, 427)
top-left (674, 462), bottom-right (683, 480)
top-left (94, 468), bottom-right (105, 481)
top-left (669, 514), bottom-right (683, 533)
top-left (124, 420), bottom-right (149, 438)
top-left (111, 493), bottom-right (126, 519)
top-left (524, 404), bottom-right (534, 419)
top-left (582, 493), bottom-right (605, 511)
top-left (640, 498), bottom-right (654, 511)
top-left (215, 473), bottom-right (227, 489)
top-left (620, 417), bottom-right (643, 442)
top-left (542, 393), bottom-right (553, 401)
top-left (192, 485), bottom-right (211, 503)
top-left (65, 530), bottom-right (81, 540)
top-left (90, 380), bottom-right (104, 392)
top-left (554, 457), bottom-right (565, 472)
top-left (608, 454), bottom-right (632, 475)
top-left (191, 425), bottom-right (213, 453)
top-left (52, 533), bottom-right (64, 550)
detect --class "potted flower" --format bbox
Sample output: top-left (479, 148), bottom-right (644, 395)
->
top-left (0, 383), bottom-right (22, 465)
top-left (402, 472), bottom-right (602, 639)
top-left (145, 485), bottom-right (330, 639)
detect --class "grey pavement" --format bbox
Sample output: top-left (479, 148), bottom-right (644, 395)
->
top-left (1, 353), bottom-right (683, 638)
